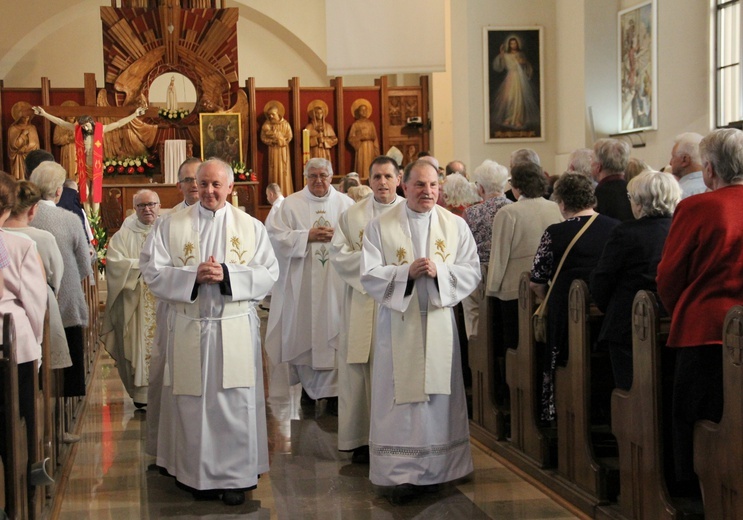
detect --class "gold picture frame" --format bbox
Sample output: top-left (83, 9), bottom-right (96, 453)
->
top-left (199, 112), bottom-right (243, 165)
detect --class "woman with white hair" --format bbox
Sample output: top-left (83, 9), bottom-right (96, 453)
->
top-left (30, 161), bottom-right (93, 398)
top-left (461, 159), bottom-right (512, 348)
top-left (590, 170), bottom-right (681, 391)
top-left (442, 173), bottom-right (480, 216)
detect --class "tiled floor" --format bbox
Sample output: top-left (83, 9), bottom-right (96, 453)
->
top-left (55, 350), bottom-right (578, 519)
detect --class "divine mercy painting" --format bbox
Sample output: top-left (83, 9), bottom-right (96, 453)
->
top-left (484, 27), bottom-right (544, 142)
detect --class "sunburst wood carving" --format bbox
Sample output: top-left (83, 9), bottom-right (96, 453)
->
top-left (100, 3), bottom-right (239, 112)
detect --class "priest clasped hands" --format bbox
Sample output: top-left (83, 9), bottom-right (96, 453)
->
top-left (408, 257), bottom-right (437, 279)
top-left (196, 255), bottom-right (224, 284)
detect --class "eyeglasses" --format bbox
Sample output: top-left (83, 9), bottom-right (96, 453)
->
top-left (178, 177), bottom-right (197, 184)
top-left (136, 202), bottom-right (160, 209)
top-left (307, 173), bottom-right (330, 181)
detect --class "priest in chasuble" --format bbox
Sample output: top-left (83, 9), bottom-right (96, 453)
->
top-left (265, 158), bottom-right (354, 403)
top-left (360, 159), bottom-right (481, 500)
top-left (101, 189), bottom-right (160, 406)
top-left (140, 159), bottom-right (278, 506)
top-left (329, 155), bottom-right (404, 463)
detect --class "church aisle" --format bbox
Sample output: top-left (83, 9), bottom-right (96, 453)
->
top-left (54, 351), bottom-right (579, 519)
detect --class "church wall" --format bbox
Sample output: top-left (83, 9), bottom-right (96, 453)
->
top-left (0, 0), bottom-right (715, 175)
top-left (453, 0), bottom-right (712, 175)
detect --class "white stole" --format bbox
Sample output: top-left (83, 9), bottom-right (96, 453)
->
top-left (379, 205), bottom-right (458, 404)
top-left (344, 196), bottom-right (377, 364)
top-left (167, 204), bottom-right (257, 396)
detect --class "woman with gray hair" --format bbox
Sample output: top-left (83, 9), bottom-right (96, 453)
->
top-left (441, 173), bottom-right (480, 216)
top-left (590, 170), bottom-right (681, 391)
top-left (656, 128), bottom-right (743, 496)
top-left (530, 172), bottom-right (619, 422)
top-left (30, 161), bottom-right (93, 398)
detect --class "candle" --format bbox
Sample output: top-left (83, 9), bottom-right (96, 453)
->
top-left (231, 190), bottom-right (239, 207)
top-left (302, 128), bottom-right (310, 167)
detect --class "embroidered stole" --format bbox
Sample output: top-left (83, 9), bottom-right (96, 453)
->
top-left (344, 197), bottom-right (377, 364)
top-left (167, 204), bottom-right (257, 396)
top-left (379, 205), bottom-right (458, 404)
top-left (306, 192), bottom-right (337, 368)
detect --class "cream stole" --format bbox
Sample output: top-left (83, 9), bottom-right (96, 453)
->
top-left (344, 196), bottom-right (378, 364)
top-left (379, 205), bottom-right (458, 404)
top-left (167, 204), bottom-right (257, 396)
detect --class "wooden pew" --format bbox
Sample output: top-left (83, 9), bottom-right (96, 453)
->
top-left (469, 294), bottom-right (510, 442)
top-left (607, 291), bottom-right (702, 520)
top-left (0, 314), bottom-right (29, 520)
top-left (555, 279), bottom-right (618, 504)
top-left (694, 305), bottom-right (743, 517)
top-left (505, 272), bottom-right (553, 467)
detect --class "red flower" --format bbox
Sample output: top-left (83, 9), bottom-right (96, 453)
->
top-left (91, 238), bottom-right (98, 247)
top-left (137, 166), bottom-right (145, 173)
top-left (127, 166), bottom-right (135, 174)
top-left (146, 162), bottom-right (154, 168)
top-left (237, 173), bottom-right (246, 181)
top-left (117, 165), bottom-right (125, 173)
top-left (101, 258), bottom-right (106, 265)
top-left (106, 165), bottom-right (115, 174)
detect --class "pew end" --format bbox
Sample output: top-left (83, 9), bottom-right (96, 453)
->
top-left (693, 304), bottom-right (743, 517)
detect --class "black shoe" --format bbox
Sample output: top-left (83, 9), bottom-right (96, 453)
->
top-left (351, 445), bottom-right (370, 464)
top-left (222, 490), bottom-right (245, 506)
top-left (388, 483), bottom-right (417, 505)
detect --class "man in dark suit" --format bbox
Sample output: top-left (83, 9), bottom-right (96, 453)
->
top-left (591, 138), bottom-right (634, 222)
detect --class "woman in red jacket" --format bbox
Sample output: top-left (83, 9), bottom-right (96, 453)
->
top-left (657, 128), bottom-right (743, 497)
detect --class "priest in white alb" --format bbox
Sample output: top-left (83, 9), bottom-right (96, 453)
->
top-left (360, 159), bottom-right (481, 502)
top-left (140, 158), bottom-right (278, 507)
top-left (265, 158), bottom-right (353, 406)
top-left (101, 189), bottom-right (160, 406)
top-left (329, 156), bottom-right (403, 463)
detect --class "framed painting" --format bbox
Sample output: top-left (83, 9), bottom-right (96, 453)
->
top-left (483, 26), bottom-right (544, 143)
top-left (199, 112), bottom-right (243, 165)
top-left (618, 0), bottom-right (657, 132)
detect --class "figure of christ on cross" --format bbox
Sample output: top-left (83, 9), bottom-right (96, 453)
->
top-left (32, 105), bottom-right (145, 208)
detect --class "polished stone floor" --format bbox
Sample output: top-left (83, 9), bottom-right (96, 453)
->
top-left (55, 349), bottom-right (579, 519)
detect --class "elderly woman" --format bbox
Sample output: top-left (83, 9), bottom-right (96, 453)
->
top-left (530, 172), bottom-right (619, 422)
top-left (462, 160), bottom-right (512, 339)
top-left (4, 180), bottom-right (72, 371)
top-left (590, 171), bottom-right (680, 391)
top-left (657, 128), bottom-right (743, 496)
top-left (30, 161), bottom-right (93, 398)
top-left (0, 172), bottom-right (48, 471)
top-left (487, 162), bottom-right (562, 354)
top-left (442, 173), bottom-right (480, 216)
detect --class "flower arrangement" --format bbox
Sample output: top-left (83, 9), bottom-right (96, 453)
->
top-left (104, 155), bottom-right (156, 177)
top-left (88, 208), bottom-right (108, 274)
top-left (232, 161), bottom-right (255, 182)
top-left (158, 107), bottom-right (190, 120)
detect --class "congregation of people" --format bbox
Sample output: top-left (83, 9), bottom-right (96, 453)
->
top-left (3, 125), bottom-right (742, 511)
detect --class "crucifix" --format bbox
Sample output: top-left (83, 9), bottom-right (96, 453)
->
top-left (33, 73), bottom-right (159, 207)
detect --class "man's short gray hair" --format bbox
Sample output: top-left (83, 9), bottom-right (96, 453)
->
top-left (673, 132), bottom-right (703, 165)
top-left (266, 183), bottom-right (282, 195)
top-left (700, 128), bottom-right (743, 185)
top-left (472, 160), bottom-right (509, 196)
top-left (133, 189), bottom-right (160, 206)
top-left (197, 158), bottom-right (234, 184)
top-left (303, 157), bottom-right (333, 177)
top-left (593, 138), bottom-right (630, 173)
top-left (29, 161), bottom-right (66, 200)
top-left (567, 148), bottom-right (595, 177)
top-left (510, 148), bottom-right (541, 168)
